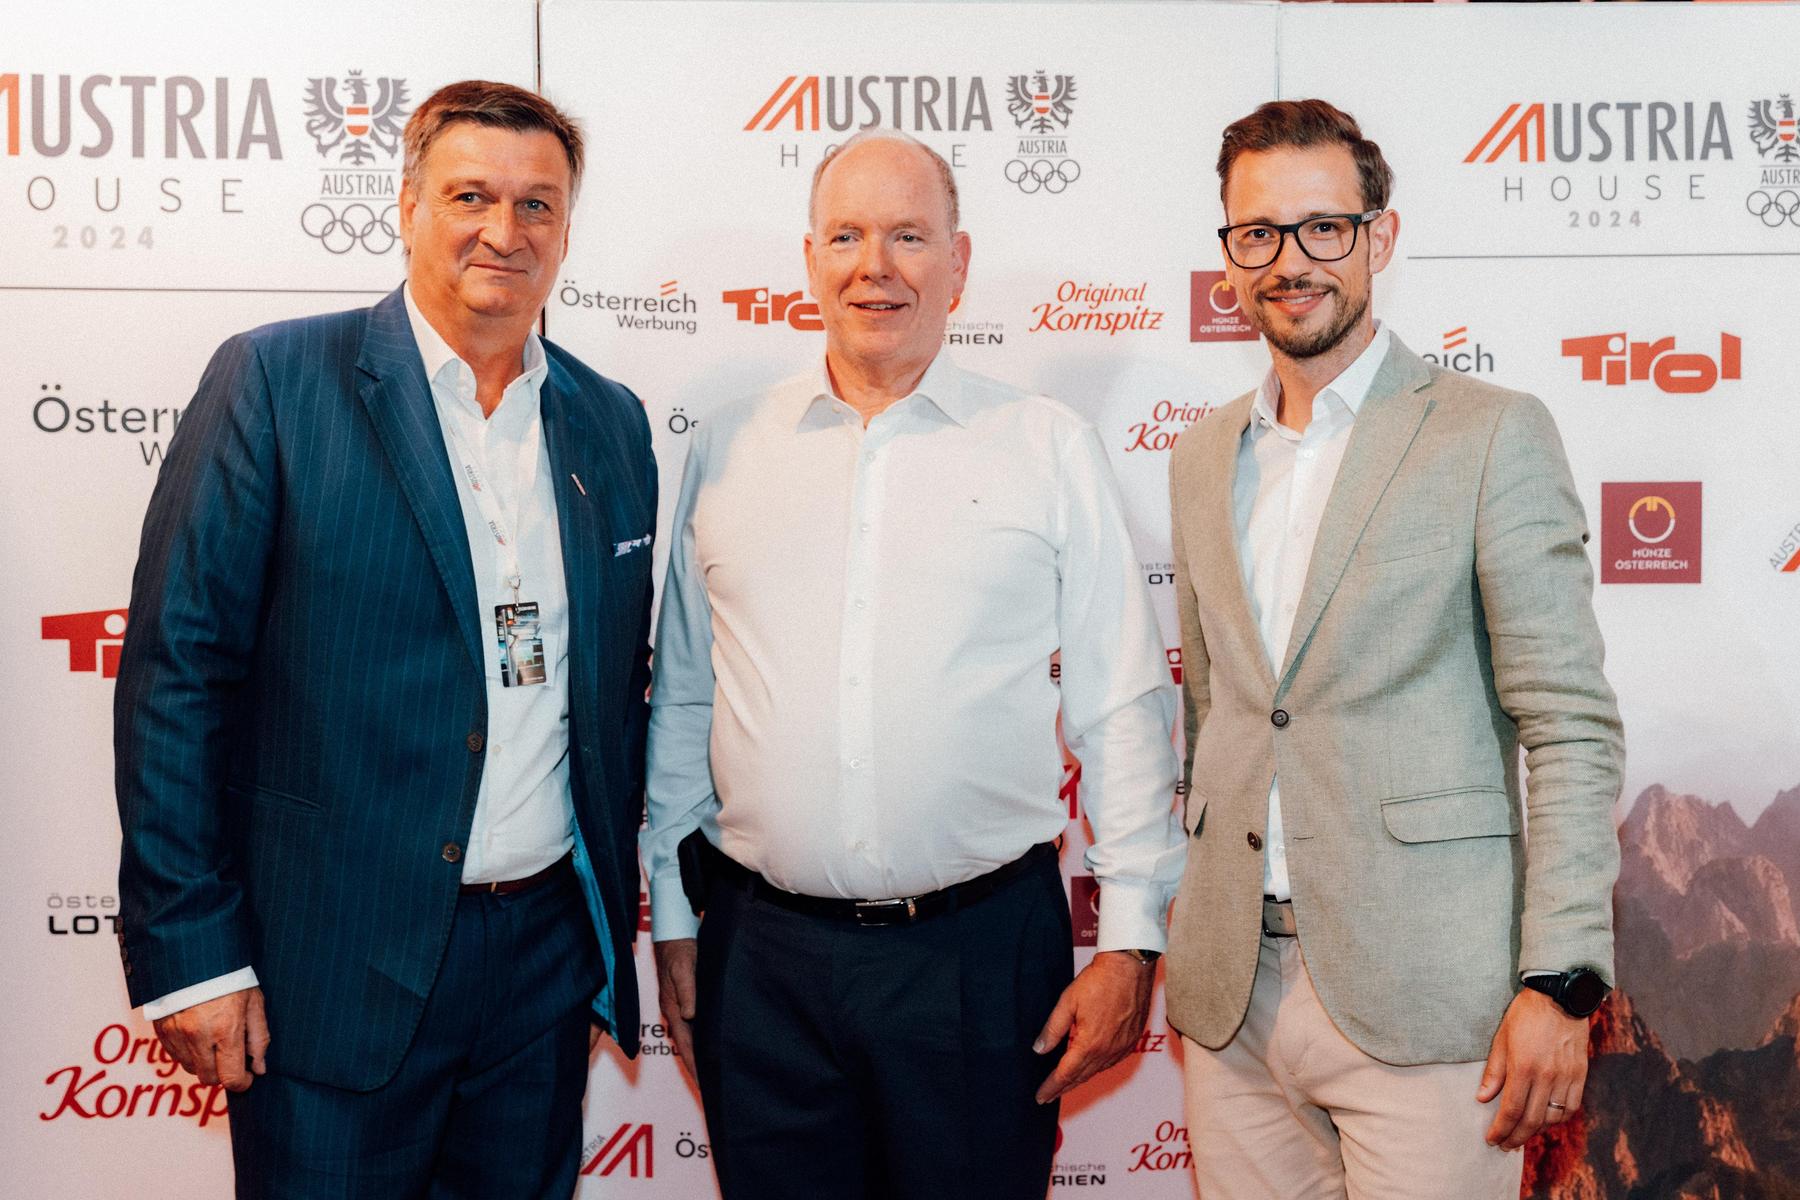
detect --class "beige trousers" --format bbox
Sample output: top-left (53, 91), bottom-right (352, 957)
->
top-left (1182, 934), bottom-right (1524, 1200)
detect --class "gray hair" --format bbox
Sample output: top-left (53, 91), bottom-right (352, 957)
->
top-left (808, 128), bottom-right (961, 233)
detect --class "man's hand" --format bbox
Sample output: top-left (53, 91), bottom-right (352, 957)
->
top-left (152, 986), bottom-right (269, 1093)
top-left (1032, 951), bottom-right (1155, 1104)
top-left (1477, 988), bottom-right (1589, 1150)
top-left (654, 938), bottom-right (699, 1079)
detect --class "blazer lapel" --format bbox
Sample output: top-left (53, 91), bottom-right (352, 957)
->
top-left (1196, 396), bottom-right (1278, 696)
top-left (1276, 338), bottom-right (1435, 693)
top-left (355, 286), bottom-right (485, 677)
top-left (539, 359), bottom-right (599, 657)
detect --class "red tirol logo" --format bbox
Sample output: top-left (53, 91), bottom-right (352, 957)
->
top-left (582, 1123), bottom-right (653, 1178)
top-left (1601, 483), bottom-right (1702, 584)
top-left (1563, 332), bottom-right (1740, 394)
top-left (721, 288), bottom-right (822, 331)
top-left (1188, 272), bottom-right (1257, 343)
top-left (1069, 874), bottom-right (1100, 947)
top-left (42, 608), bottom-right (128, 678)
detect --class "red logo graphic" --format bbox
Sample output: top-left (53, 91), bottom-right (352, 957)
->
top-left (582, 1123), bottom-right (654, 1178)
top-left (1465, 103), bottom-right (1552, 163)
top-left (1770, 520), bottom-right (1800, 573)
top-left (1069, 874), bottom-right (1100, 947)
top-left (722, 288), bottom-right (822, 332)
top-left (1125, 401), bottom-right (1214, 453)
top-left (1563, 332), bottom-right (1741, 394)
top-left (1129, 1120), bottom-right (1194, 1173)
top-left (1601, 483), bottom-right (1702, 584)
top-left (40, 1024), bottom-right (228, 1126)
top-left (1188, 271), bottom-right (1258, 343)
top-left (1166, 647), bottom-right (1183, 687)
top-left (42, 608), bottom-right (128, 678)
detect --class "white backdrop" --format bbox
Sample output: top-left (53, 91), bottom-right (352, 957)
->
top-left (5, 2), bottom-right (1798, 1197)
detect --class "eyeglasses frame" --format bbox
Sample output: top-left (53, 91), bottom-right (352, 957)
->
top-left (1215, 209), bottom-right (1386, 270)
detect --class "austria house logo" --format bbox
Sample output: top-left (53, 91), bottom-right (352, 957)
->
top-left (1601, 483), bottom-right (1701, 584)
top-left (1003, 71), bottom-right (1080, 196)
top-left (1769, 518), bottom-right (1800, 574)
top-left (1747, 94), bottom-right (1800, 227)
top-left (300, 70), bottom-right (410, 254)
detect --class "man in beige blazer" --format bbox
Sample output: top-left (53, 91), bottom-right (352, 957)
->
top-left (1166, 99), bottom-right (1623, 1199)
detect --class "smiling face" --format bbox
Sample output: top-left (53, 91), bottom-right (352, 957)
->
top-left (399, 121), bottom-right (572, 335)
top-left (1221, 143), bottom-right (1396, 362)
top-left (804, 138), bottom-right (970, 388)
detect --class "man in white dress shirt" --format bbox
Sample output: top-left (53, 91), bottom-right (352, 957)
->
top-left (644, 128), bottom-right (1185, 1199)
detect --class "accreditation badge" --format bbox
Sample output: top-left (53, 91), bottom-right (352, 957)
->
top-left (494, 601), bottom-right (548, 687)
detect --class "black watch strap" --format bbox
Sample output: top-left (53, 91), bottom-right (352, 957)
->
top-left (1521, 967), bottom-right (1610, 1018)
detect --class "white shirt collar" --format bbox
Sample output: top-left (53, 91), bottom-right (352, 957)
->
top-left (402, 283), bottom-right (548, 417)
top-left (1252, 322), bottom-right (1391, 433)
top-left (800, 351), bottom-right (970, 429)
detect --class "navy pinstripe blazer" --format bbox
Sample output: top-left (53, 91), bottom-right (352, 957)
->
top-left (114, 286), bottom-right (654, 1088)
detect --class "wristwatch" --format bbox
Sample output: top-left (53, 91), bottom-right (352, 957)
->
top-left (1520, 967), bottom-right (1610, 1018)
top-left (1119, 948), bottom-right (1162, 966)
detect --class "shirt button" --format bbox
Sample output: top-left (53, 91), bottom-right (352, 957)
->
top-left (849, 758), bottom-right (864, 770)
top-left (848, 676), bottom-right (861, 687)
top-left (466, 732), bottom-right (485, 752)
top-left (442, 842), bottom-right (463, 863)
top-left (1271, 709), bottom-right (1290, 729)
top-left (854, 597), bottom-right (868, 609)
top-left (1247, 832), bottom-right (1263, 852)
top-left (853, 840), bottom-right (868, 852)
top-left (860, 521), bottom-right (872, 533)
top-left (863, 452), bottom-right (875, 464)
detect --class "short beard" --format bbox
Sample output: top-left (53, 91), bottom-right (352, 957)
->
top-left (1254, 282), bottom-right (1368, 360)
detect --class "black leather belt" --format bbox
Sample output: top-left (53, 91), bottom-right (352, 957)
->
top-left (702, 838), bottom-right (1056, 927)
top-left (1262, 896), bottom-right (1297, 938)
top-left (459, 852), bottom-right (572, 896)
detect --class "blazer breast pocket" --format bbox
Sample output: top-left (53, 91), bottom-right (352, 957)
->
top-left (1379, 785), bottom-right (1518, 843)
top-left (1354, 524), bottom-right (1455, 567)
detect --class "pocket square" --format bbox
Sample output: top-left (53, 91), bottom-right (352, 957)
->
top-left (614, 533), bottom-right (653, 557)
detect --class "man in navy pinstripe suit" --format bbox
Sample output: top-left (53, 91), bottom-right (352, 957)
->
top-left (114, 81), bottom-right (655, 1197)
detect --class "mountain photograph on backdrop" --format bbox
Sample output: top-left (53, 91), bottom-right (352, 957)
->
top-left (1524, 783), bottom-right (1800, 1200)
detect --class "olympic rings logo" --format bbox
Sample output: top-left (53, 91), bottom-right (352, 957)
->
top-left (1745, 189), bottom-right (1800, 228)
top-left (300, 202), bottom-right (400, 254)
top-left (1004, 158), bottom-right (1081, 196)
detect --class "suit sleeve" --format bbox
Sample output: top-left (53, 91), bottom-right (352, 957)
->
top-left (1473, 393), bottom-right (1623, 984)
top-left (114, 333), bottom-right (280, 1007)
top-left (1168, 440), bottom-right (1212, 833)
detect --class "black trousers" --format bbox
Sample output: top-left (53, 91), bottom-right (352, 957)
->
top-left (228, 864), bottom-right (603, 1199)
top-left (692, 851), bottom-right (1073, 1200)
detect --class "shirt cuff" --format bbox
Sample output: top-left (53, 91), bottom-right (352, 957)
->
top-left (650, 871), bottom-right (701, 942)
top-left (142, 967), bottom-right (260, 1020)
top-left (1093, 878), bottom-right (1171, 955)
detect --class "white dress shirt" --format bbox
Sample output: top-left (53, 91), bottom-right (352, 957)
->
top-left (142, 288), bottom-right (573, 1019)
top-left (1235, 324), bottom-right (1390, 901)
top-left (645, 353), bottom-right (1184, 952)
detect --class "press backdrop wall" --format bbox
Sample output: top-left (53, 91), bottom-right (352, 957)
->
top-left (5, 3), bottom-right (1798, 1197)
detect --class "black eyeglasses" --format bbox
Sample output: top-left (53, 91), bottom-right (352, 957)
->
top-left (1216, 210), bottom-right (1384, 270)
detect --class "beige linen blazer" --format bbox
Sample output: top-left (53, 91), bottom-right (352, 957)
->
top-left (1164, 335), bottom-right (1624, 1066)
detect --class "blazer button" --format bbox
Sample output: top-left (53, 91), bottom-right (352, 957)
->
top-left (466, 732), bottom-right (485, 753)
top-left (1270, 709), bottom-right (1290, 728)
top-left (442, 842), bottom-right (462, 864)
top-left (1247, 831), bottom-right (1263, 851)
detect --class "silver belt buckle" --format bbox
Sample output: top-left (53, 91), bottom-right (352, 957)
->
top-left (1262, 899), bottom-right (1297, 938)
top-left (853, 896), bottom-right (918, 925)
